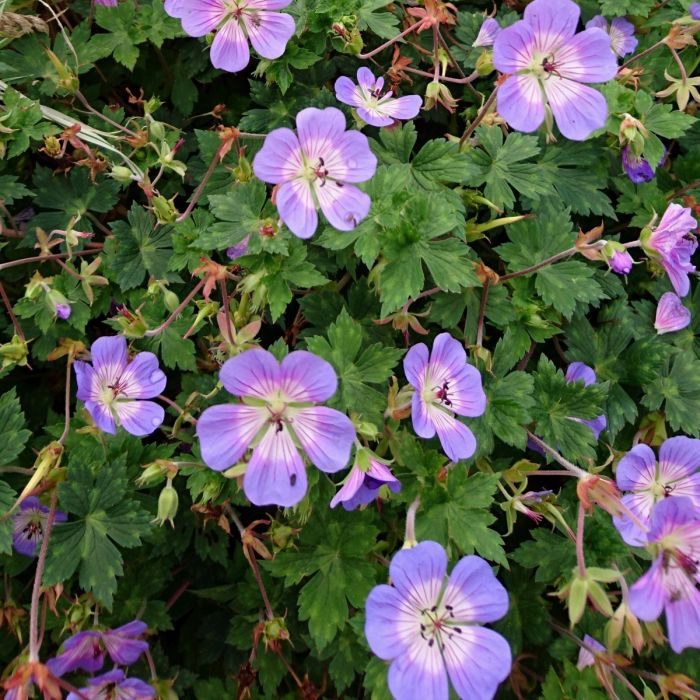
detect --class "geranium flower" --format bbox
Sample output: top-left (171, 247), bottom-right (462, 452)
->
top-left (642, 203), bottom-right (698, 297)
top-left (165, 0), bottom-right (295, 73)
top-left (196, 348), bottom-right (356, 506)
top-left (404, 333), bottom-right (486, 461)
top-left (565, 363), bottom-right (607, 440)
top-left (691, 3), bottom-right (700, 20)
top-left (628, 497), bottom-right (700, 653)
top-left (334, 67), bottom-right (422, 128)
top-left (252, 107), bottom-right (377, 238)
top-left (47, 621), bottom-right (149, 676)
top-left (621, 144), bottom-right (658, 184)
top-left (492, 0), bottom-right (617, 140)
top-left (655, 292), bottom-right (691, 335)
top-left (473, 18), bottom-right (501, 48)
top-left (74, 336), bottom-right (167, 436)
top-left (613, 436), bottom-right (700, 546)
top-left (576, 634), bottom-right (606, 670)
top-left (67, 670), bottom-right (154, 700)
top-left (365, 541), bottom-right (511, 699)
top-left (585, 16), bottom-right (638, 57)
top-left (12, 497), bottom-right (67, 557)
top-left (330, 450), bottom-right (400, 510)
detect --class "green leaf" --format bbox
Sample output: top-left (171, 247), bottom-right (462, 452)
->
top-left (104, 204), bottom-right (173, 290)
top-left (0, 175), bottom-right (33, 205)
top-left (358, 0), bottom-right (399, 39)
top-left (482, 372), bottom-right (535, 449)
top-left (644, 102), bottom-right (697, 139)
top-left (535, 261), bottom-right (607, 319)
top-left (0, 480), bottom-right (16, 554)
top-left (599, 0), bottom-right (655, 17)
top-left (0, 388), bottom-right (30, 465)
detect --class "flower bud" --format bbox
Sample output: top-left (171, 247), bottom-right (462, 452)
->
top-left (149, 120), bottom-right (166, 142)
top-left (163, 289), bottom-right (180, 313)
top-left (154, 478), bottom-right (178, 528)
top-left (47, 289), bottom-right (72, 320)
top-left (110, 165), bottom-right (134, 183)
top-left (601, 242), bottom-right (634, 275)
top-left (151, 195), bottom-right (179, 224)
top-left (475, 50), bottom-right (495, 76)
top-left (0, 335), bottom-right (30, 370)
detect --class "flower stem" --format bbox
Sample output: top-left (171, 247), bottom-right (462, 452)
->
top-left (404, 496), bottom-right (421, 548)
top-left (58, 355), bottom-right (74, 445)
top-left (74, 89), bottom-right (138, 137)
top-left (357, 19), bottom-right (424, 59)
top-left (219, 278), bottom-right (235, 346)
top-left (0, 281), bottom-right (25, 341)
top-left (619, 39), bottom-right (666, 71)
top-left (475, 278), bottom-right (490, 347)
top-left (669, 45), bottom-right (689, 83)
top-left (0, 249), bottom-right (97, 273)
top-left (144, 278), bottom-right (206, 337)
top-left (525, 432), bottom-right (589, 479)
top-left (458, 86), bottom-right (499, 148)
top-left (28, 489), bottom-right (58, 662)
top-left (499, 246), bottom-right (577, 282)
top-left (575, 501), bottom-right (587, 578)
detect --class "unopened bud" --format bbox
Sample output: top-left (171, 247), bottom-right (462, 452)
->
top-left (110, 166), bottom-right (134, 183)
top-left (154, 478), bottom-right (179, 528)
top-left (149, 120), bottom-right (166, 142)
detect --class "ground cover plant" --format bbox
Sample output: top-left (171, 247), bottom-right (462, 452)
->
top-left (2, 0), bottom-right (700, 697)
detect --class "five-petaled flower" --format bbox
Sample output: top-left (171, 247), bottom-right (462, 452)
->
top-left (585, 15), bottom-right (638, 58)
top-left (404, 333), bottom-right (486, 462)
top-left (67, 669), bottom-right (154, 700)
top-left (642, 203), bottom-right (698, 297)
top-left (334, 67), bottom-right (422, 127)
top-left (74, 336), bottom-right (167, 436)
top-left (197, 348), bottom-right (356, 506)
top-left (613, 436), bottom-right (700, 546)
top-left (165, 0), bottom-right (295, 73)
top-left (47, 620), bottom-right (149, 676)
top-left (655, 292), bottom-right (691, 335)
top-left (253, 107), bottom-right (377, 239)
top-left (492, 0), bottom-right (617, 140)
top-left (330, 449), bottom-right (401, 510)
top-left (365, 541), bottom-right (511, 700)
top-left (628, 497), bottom-right (700, 653)
top-left (12, 497), bottom-right (67, 557)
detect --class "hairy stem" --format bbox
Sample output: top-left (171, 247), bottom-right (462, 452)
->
top-left (0, 281), bottom-right (25, 341)
top-left (459, 86), bottom-right (499, 148)
top-left (144, 278), bottom-right (206, 337)
top-left (619, 39), bottom-right (665, 71)
top-left (525, 432), bottom-right (589, 479)
top-left (499, 247), bottom-right (577, 282)
top-left (0, 249), bottom-right (98, 273)
top-left (358, 19), bottom-right (424, 59)
top-left (575, 501), bottom-right (587, 578)
top-left (476, 279), bottom-right (490, 347)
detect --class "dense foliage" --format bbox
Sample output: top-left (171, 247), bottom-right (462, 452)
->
top-left (2, 0), bottom-right (700, 698)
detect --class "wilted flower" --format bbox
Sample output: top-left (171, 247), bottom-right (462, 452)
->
top-left (621, 144), bottom-right (660, 184)
top-left (74, 336), bottom-right (167, 436)
top-left (48, 620), bottom-right (149, 676)
top-left (252, 107), bottom-right (377, 239)
top-left (642, 203), bottom-right (698, 297)
top-left (654, 292), bottom-right (691, 335)
top-left (365, 541), bottom-right (511, 699)
top-left (404, 333), bottom-right (486, 461)
top-left (165, 0), bottom-right (295, 73)
top-left (197, 348), bottom-right (356, 506)
top-left (628, 497), bottom-right (700, 653)
top-left (12, 497), bottom-right (67, 557)
top-left (67, 669), bottom-right (154, 700)
top-left (576, 634), bottom-right (606, 670)
top-left (614, 436), bottom-right (700, 546)
top-left (334, 67), bottom-right (422, 127)
top-left (585, 16), bottom-right (638, 57)
top-left (492, 0), bottom-right (617, 140)
top-left (473, 17), bottom-right (500, 47)
top-left (330, 449), bottom-right (400, 510)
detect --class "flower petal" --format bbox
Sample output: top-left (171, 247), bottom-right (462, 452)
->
top-left (90, 335), bottom-right (128, 388)
top-left (334, 76), bottom-right (362, 108)
top-left (243, 10), bottom-right (295, 60)
top-left (523, 0), bottom-right (580, 53)
top-left (444, 626), bottom-right (512, 700)
top-left (357, 106), bottom-right (395, 128)
top-left (210, 19), bottom-right (250, 72)
top-left (245, 0), bottom-right (292, 8)
top-left (180, 0), bottom-right (227, 36)
top-left (330, 464), bottom-right (365, 509)
top-left (84, 400), bottom-right (117, 435)
top-left (609, 18), bottom-right (638, 57)
top-left (322, 130), bottom-right (378, 183)
top-left (430, 407), bottom-right (477, 461)
top-left (389, 541), bottom-right (447, 608)
top-left (364, 583), bottom-right (417, 660)
top-left (442, 555), bottom-right (509, 624)
top-left (659, 436), bottom-right (700, 482)
top-left (554, 28), bottom-right (618, 83)
top-left (496, 73), bottom-right (545, 134)
top-left (404, 342), bottom-right (429, 389)
top-left (357, 66), bottom-right (377, 91)
top-left (411, 392), bottom-right (436, 439)
top-left (113, 400), bottom-right (164, 436)
top-left (102, 625), bottom-right (148, 666)
top-left (314, 181), bottom-right (371, 231)
top-left (380, 94), bottom-right (422, 121)
top-left (289, 406), bottom-right (355, 473)
top-left (544, 76), bottom-right (608, 140)
top-left (628, 556), bottom-right (666, 621)
top-left (244, 425), bottom-right (307, 506)
top-left (565, 362), bottom-right (596, 386)
top-left (252, 128), bottom-right (303, 184)
top-left (279, 351), bottom-right (337, 402)
top-left (118, 352), bottom-right (167, 399)
top-left (446, 365), bottom-right (487, 419)
top-left (387, 644), bottom-right (448, 700)
top-left (616, 443), bottom-right (657, 491)
top-left (296, 107), bottom-right (348, 160)
top-left (74, 360), bottom-right (100, 402)
top-left (492, 21), bottom-right (536, 73)
top-left (613, 492), bottom-right (654, 546)
top-left (277, 178), bottom-right (318, 238)
top-left (197, 404), bottom-right (267, 471)
top-left (219, 349), bottom-right (281, 400)
top-left (665, 583), bottom-right (700, 653)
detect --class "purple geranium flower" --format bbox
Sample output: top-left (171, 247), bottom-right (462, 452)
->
top-left (330, 451), bottom-right (400, 510)
top-left (404, 333), bottom-right (486, 462)
top-left (565, 363), bottom-right (607, 440)
top-left (12, 497), bottom-right (67, 557)
top-left (196, 348), bottom-right (356, 506)
top-left (74, 336), bottom-right (167, 436)
top-left (576, 634), bottom-right (606, 670)
top-left (621, 144), bottom-right (658, 183)
top-left (492, 0), bottom-right (617, 141)
top-left (365, 541), bottom-right (511, 699)
top-left (473, 18), bottom-right (501, 48)
top-left (67, 669), bottom-right (154, 700)
top-left (628, 497), bottom-right (700, 653)
top-left (47, 621), bottom-right (149, 677)
top-left (613, 437), bottom-right (700, 546)
top-left (655, 292), bottom-right (691, 335)
top-left (585, 16), bottom-right (638, 57)
top-left (252, 107), bottom-right (377, 239)
top-left (55, 302), bottom-right (72, 320)
top-left (691, 3), bottom-right (700, 20)
top-left (166, 0), bottom-right (295, 73)
top-left (643, 203), bottom-right (698, 297)
top-left (334, 68), bottom-right (422, 128)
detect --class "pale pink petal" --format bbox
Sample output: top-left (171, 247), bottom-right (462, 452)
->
top-left (430, 407), bottom-right (477, 461)
top-left (544, 77), bottom-right (608, 140)
top-left (180, 0), bottom-right (227, 36)
top-left (523, 0), bottom-right (580, 54)
top-left (245, 0), bottom-right (292, 8)
top-left (210, 19), bottom-right (250, 73)
top-left (296, 107), bottom-right (348, 161)
top-left (554, 28), bottom-right (618, 83)
top-left (252, 128), bottom-right (303, 184)
top-left (321, 130), bottom-right (377, 183)
top-left (330, 464), bottom-right (365, 508)
top-left (334, 76), bottom-right (363, 108)
top-left (277, 178), bottom-right (318, 238)
top-left (496, 73), bottom-right (545, 134)
top-left (243, 10), bottom-right (295, 60)
top-left (380, 94), bottom-right (422, 120)
top-left (313, 181), bottom-right (371, 231)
